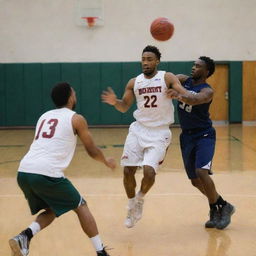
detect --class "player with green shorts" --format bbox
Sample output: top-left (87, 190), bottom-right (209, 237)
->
top-left (9, 82), bottom-right (116, 256)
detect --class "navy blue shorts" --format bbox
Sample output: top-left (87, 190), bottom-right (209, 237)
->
top-left (180, 127), bottom-right (216, 179)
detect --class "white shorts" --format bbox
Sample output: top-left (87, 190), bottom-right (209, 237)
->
top-left (121, 121), bottom-right (172, 172)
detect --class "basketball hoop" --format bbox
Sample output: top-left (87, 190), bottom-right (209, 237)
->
top-left (81, 17), bottom-right (98, 27)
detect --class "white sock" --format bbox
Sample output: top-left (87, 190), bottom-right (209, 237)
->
top-left (90, 235), bottom-right (103, 252)
top-left (28, 221), bottom-right (41, 236)
top-left (136, 191), bottom-right (145, 199)
top-left (128, 197), bottom-right (136, 209)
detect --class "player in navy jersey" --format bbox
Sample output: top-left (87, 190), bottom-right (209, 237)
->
top-left (167, 56), bottom-right (235, 229)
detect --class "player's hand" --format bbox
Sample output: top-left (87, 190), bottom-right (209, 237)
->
top-left (101, 87), bottom-right (117, 105)
top-left (166, 88), bottom-right (180, 99)
top-left (105, 157), bottom-right (116, 170)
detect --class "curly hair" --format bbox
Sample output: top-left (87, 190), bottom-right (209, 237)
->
top-left (142, 45), bottom-right (161, 60)
top-left (51, 82), bottom-right (72, 108)
top-left (199, 56), bottom-right (215, 77)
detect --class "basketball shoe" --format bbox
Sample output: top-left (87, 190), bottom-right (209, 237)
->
top-left (9, 231), bottom-right (30, 256)
top-left (205, 207), bottom-right (220, 228)
top-left (124, 207), bottom-right (136, 228)
top-left (97, 247), bottom-right (111, 256)
top-left (216, 202), bottom-right (235, 229)
top-left (134, 197), bottom-right (144, 221)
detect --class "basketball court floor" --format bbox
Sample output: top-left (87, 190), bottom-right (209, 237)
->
top-left (0, 125), bottom-right (256, 256)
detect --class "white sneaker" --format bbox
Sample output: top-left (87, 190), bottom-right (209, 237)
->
top-left (134, 197), bottom-right (144, 221)
top-left (124, 207), bottom-right (136, 228)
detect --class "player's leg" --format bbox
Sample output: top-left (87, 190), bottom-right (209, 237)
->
top-left (9, 173), bottom-right (56, 256)
top-left (134, 165), bottom-right (156, 222)
top-left (140, 165), bottom-right (156, 194)
top-left (121, 123), bottom-right (143, 228)
top-left (123, 166), bottom-right (138, 228)
top-left (195, 168), bottom-right (221, 228)
top-left (195, 168), bottom-right (219, 204)
top-left (180, 131), bottom-right (219, 228)
top-left (196, 167), bottom-right (235, 229)
top-left (135, 127), bottom-right (171, 223)
top-left (9, 208), bottom-right (56, 256)
top-left (123, 166), bottom-right (137, 199)
top-left (180, 132), bottom-right (206, 195)
top-left (73, 202), bottom-right (110, 256)
top-left (191, 177), bottom-right (206, 195)
top-left (74, 202), bottom-right (98, 237)
top-left (35, 208), bottom-right (56, 228)
top-left (195, 128), bottom-right (235, 229)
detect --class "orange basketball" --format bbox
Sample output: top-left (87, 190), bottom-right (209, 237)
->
top-left (150, 17), bottom-right (174, 41)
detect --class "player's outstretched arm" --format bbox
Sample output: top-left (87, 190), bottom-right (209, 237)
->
top-left (101, 78), bottom-right (135, 113)
top-left (165, 72), bottom-right (191, 99)
top-left (72, 114), bottom-right (116, 170)
top-left (165, 72), bottom-right (213, 105)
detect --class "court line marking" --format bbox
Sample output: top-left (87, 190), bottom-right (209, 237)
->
top-left (160, 168), bottom-right (256, 172)
top-left (1, 192), bottom-right (256, 198)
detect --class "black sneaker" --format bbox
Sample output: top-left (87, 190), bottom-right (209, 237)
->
top-left (9, 231), bottom-right (30, 256)
top-left (97, 247), bottom-right (111, 256)
top-left (205, 208), bottom-right (220, 228)
top-left (216, 202), bottom-right (235, 229)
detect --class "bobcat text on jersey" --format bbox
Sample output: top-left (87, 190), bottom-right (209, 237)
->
top-left (138, 86), bottom-right (162, 95)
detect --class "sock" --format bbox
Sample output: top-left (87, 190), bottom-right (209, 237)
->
top-left (28, 222), bottom-right (41, 236)
top-left (216, 196), bottom-right (227, 206)
top-left (90, 235), bottom-right (103, 252)
top-left (209, 196), bottom-right (227, 210)
top-left (128, 197), bottom-right (136, 209)
top-left (22, 228), bottom-right (33, 241)
top-left (136, 191), bottom-right (145, 200)
top-left (209, 203), bottom-right (218, 210)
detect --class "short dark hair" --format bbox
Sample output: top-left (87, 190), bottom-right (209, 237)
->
top-left (142, 45), bottom-right (161, 60)
top-left (199, 56), bottom-right (215, 77)
top-left (51, 82), bottom-right (72, 107)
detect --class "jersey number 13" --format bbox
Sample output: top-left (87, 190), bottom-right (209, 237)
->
top-left (35, 119), bottom-right (59, 140)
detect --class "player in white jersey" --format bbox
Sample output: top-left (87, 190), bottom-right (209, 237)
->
top-left (102, 45), bottom-right (193, 228)
top-left (9, 82), bottom-right (115, 256)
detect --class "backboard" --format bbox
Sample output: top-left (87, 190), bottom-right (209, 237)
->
top-left (75, 0), bottom-right (104, 27)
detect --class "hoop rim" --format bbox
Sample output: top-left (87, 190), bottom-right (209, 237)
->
top-left (81, 16), bottom-right (98, 27)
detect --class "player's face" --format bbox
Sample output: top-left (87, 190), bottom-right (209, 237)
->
top-left (70, 88), bottom-right (77, 110)
top-left (191, 59), bottom-right (208, 80)
top-left (141, 52), bottom-right (160, 77)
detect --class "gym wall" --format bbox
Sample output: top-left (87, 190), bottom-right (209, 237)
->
top-left (0, 0), bottom-right (255, 126)
top-left (0, 0), bottom-right (255, 62)
top-left (1, 61), bottom-right (252, 127)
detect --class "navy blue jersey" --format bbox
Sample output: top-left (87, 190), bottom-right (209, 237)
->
top-left (177, 77), bottom-right (212, 131)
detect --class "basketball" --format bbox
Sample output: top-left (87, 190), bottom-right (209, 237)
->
top-left (150, 17), bottom-right (174, 41)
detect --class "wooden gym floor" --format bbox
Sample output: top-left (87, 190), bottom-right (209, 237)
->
top-left (0, 125), bottom-right (256, 256)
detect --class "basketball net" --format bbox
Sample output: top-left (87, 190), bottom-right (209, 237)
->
top-left (81, 17), bottom-right (98, 27)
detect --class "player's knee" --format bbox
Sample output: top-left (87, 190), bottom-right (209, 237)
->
top-left (74, 202), bottom-right (88, 214)
top-left (123, 166), bottom-right (136, 177)
top-left (191, 178), bottom-right (201, 188)
top-left (195, 168), bottom-right (208, 179)
top-left (143, 166), bottom-right (156, 181)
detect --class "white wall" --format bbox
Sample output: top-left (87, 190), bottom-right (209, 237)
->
top-left (0, 0), bottom-right (255, 62)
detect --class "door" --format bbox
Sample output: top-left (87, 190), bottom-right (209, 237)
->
top-left (207, 64), bottom-right (229, 123)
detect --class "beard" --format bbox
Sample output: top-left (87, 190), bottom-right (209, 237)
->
top-left (72, 103), bottom-right (76, 110)
top-left (143, 69), bottom-right (154, 76)
top-left (192, 74), bottom-right (201, 81)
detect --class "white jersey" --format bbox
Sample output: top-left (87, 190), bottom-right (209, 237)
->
top-left (18, 108), bottom-right (77, 178)
top-left (133, 71), bottom-right (174, 127)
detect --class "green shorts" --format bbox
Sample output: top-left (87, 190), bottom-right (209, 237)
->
top-left (17, 172), bottom-right (85, 217)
